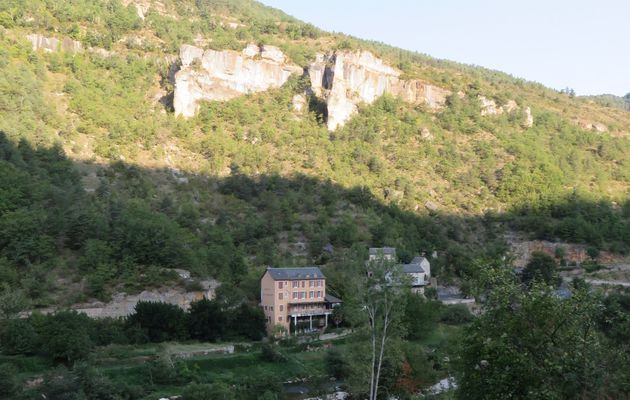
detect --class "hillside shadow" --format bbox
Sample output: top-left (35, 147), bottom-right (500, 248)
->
top-left (0, 131), bottom-right (627, 305)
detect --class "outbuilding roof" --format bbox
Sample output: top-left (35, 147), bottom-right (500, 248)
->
top-left (266, 267), bottom-right (325, 280)
top-left (402, 263), bottom-right (425, 274)
top-left (369, 247), bottom-right (397, 256)
top-left (410, 256), bottom-right (428, 265)
top-left (325, 293), bottom-right (342, 304)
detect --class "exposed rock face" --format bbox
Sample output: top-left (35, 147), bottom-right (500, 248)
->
top-left (420, 127), bottom-right (433, 140)
top-left (308, 51), bottom-right (449, 130)
top-left (577, 120), bottom-right (608, 133)
top-left (26, 279), bottom-right (219, 319)
top-left (524, 107), bottom-right (534, 127)
top-left (121, 0), bottom-right (155, 20)
top-left (292, 94), bottom-right (307, 113)
top-left (479, 96), bottom-right (534, 127)
top-left (174, 44), bottom-right (302, 118)
top-left (479, 96), bottom-right (517, 116)
top-left (27, 34), bottom-right (82, 53)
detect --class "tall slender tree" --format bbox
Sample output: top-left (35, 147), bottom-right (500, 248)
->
top-left (350, 253), bottom-right (408, 400)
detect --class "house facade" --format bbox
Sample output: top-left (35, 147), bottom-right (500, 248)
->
top-left (369, 247), bottom-right (431, 293)
top-left (260, 267), bottom-right (340, 335)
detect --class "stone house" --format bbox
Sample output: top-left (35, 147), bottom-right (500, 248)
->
top-left (369, 247), bottom-right (431, 293)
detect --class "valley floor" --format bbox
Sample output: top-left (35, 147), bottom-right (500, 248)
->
top-left (5, 325), bottom-right (462, 400)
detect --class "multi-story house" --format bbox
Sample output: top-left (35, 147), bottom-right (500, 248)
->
top-left (260, 267), bottom-right (341, 335)
top-left (368, 247), bottom-right (397, 262)
top-left (369, 247), bottom-right (431, 293)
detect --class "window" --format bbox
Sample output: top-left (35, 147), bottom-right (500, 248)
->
top-left (309, 280), bottom-right (313, 287)
top-left (309, 291), bottom-right (314, 299)
top-left (301, 281), bottom-right (305, 288)
top-left (278, 316), bottom-right (283, 322)
top-left (280, 305), bottom-right (284, 311)
top-left (264, 305), bottom-right (268, 310)
top-left (292, 281), bottom-right (299, 288)
top-left (293, 292), bottom-right (298, 299)
top-left (317, 291), bottom-right (321, 298)
top-left (278, 293), bottom-right (283, 300)
top-left (278, 282), bottom-right (283, 289)
top-left (270, 306), bottom-right (273, 311)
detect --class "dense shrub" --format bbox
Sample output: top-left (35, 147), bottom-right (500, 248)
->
top-left (0, 363), bottom-right (19, 398)
top-left (126, 301), bottom-right (188, 343)
top-left (440, 304), bottom-right (473, 325)
top-left (0, 318), bottom-right (38, 355)
top-left (38, 311), bottom-right (95, 363)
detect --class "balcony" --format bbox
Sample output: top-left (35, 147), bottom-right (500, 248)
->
top-left (288, 305), bottom-right (330, 318)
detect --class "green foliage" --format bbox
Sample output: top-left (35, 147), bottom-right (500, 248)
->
top-left (403, 294), bottom-right (440, 340)
top-left (260, 343), bottom-right (286, 363)
top-left (34, 362), bottom-right (138, 400)
top-left (187, 298), bottom-right (226, 342)
top-left (324, 347), bottom-right (351, 379)
top-left (439, 304), bottom-right (473, 325)
top-left (0, 318), bottom-right (38, 355)
top-left (127, 301), bottom-right (189, 343)
top-left (598, 292), bottom-right (630, 345)
top-left (0, 363), bottom-right (19, 398)
top-left (39, 311), bottom-right (95, 364)
top-left (522, 251), bottom-right (560, 287)
top-left (456, 280), bottom-right (627, 399)
top-left (182, 382), bottom-right (236, 400)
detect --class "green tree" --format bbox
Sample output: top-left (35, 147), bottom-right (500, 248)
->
top-left (0, 363), bottom-right (19, 398)
top-left (351, 254), bottom-right (408, 400)
top-left (456, 278), bottom-right (616, 399)
top-left (187, 298), bottom-right (226, 341)
top-left (403, 293), bottom-right (439, 340)
top-left (0, 284), bottom-right (28, 319)
top-left (0, 318), bottom-right (38, 355)
top-left (522, 251), bottom-right (560, 287)
top-left (127, 301), bottom-right (188, 342)
top-left (38, 311), bottom-right (95, 363)
top-left (325, 347), bottom-right (351, 379)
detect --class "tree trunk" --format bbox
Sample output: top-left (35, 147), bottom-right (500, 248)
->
top-left (373, 305), bottom-right (390, 400)
top-left (369, 307), bottom-right (377, 400)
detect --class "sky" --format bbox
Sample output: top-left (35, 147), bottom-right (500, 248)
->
top-left (259, 0), bottom-right (629, 96)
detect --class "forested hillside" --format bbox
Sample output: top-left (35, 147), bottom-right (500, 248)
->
top-left (585, 93), bottom-right (630, 112)
top-left (0, 0), bottom-right (629, 307)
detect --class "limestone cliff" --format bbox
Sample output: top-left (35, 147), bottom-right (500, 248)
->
top-left (27, 34), bottom-right (82, 53)
top-left (308, 51), bottom-right (449, 130)
top-left (174, 44), bottom-right (302, 118)
top-left (479, 96), bottom-right (534, 127)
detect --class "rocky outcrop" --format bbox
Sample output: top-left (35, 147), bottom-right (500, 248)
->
top-left (523, 107), bottom-right (534, 127)
top-left (24, 279), bottom-right (219, 319)
top-left (174, 44), bottom-right (302, 118)
top-left (577, 120), bottom-right (608, 133)
top-left (292, 94), bottom-right (307, 113)
top-left (479, 96), bottom-right (534, 127)
top-left (308, 51), bottom-right (449, 130)
top-left (27, 34), bottom-right (82, 53)
top-left (479, 96), bottom-right (518, 116)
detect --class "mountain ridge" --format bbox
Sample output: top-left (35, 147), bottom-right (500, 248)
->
top-left (0, 0), bottom-right (629, 307)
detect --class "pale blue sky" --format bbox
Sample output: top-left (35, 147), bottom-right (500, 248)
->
top-left (260, 0), bottom-right (629, 96)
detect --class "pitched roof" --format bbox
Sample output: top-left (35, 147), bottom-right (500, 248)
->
top-left (369, 247), bottom-right (397, 256)
top-left (402, 263), bottom-right (425, 274)
top-left (325, 293), bottom-right (342, 304)
top-left (266, 267), bottom-right (325, 280)
top-left (410, 256), bottom-right (428, 265)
